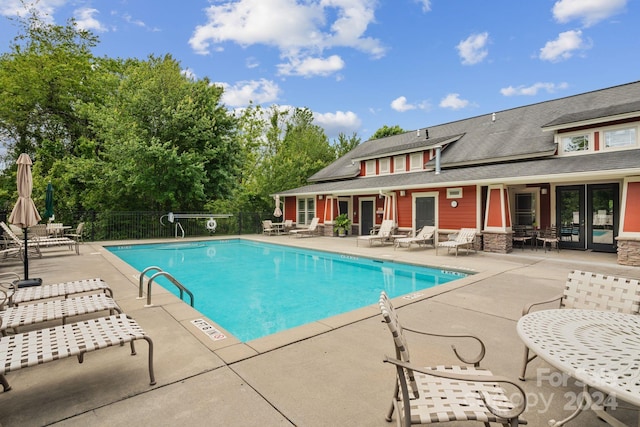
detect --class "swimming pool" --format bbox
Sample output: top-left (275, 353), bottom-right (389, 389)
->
top-left (107, 240), bottom-right (468, 342)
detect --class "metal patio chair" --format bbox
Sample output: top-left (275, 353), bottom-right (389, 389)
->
top-left (379, 291), bottom-right (527, 426)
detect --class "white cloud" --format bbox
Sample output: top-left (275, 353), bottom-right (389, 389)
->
top-left (74, 8), bottom-right (107, 33)
top-left (0, 0), bottom-right (66, 23)
top-left (277, 55), bottom-right (345, 77)
top-left (391, 96), bottom-right (415, 112)
top-left (313, 110), bottom-right (362, 138)
top-left (456, 32), bottom-right (489, 65)
top-left (416, 0), bottom-right (431, 12)
top-left (500, 82), bottom-right (569, 96)
top-left (216, 79), bottom-right (281, 107)
top-left (439, 93), bottom-right (469, 110)
top-left (539, 30), bottom-right (589, 62)
top-left (189, 0), bottom-right (384, 78)
top-left (552, 0), bottom-right (627, 27)
top-left (181, 68), bottom-right (197, 81)
top-left (313, 111), bottom-right (362, 138)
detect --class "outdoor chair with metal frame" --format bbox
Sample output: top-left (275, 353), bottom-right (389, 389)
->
top-left (512, 226), bottom-right (532, 251)
top-left (64, 222), bottom-right (84, 243)
top-left (536, 225), bottom-right (560, 253)
top-left (436, 228), bottom-right (478, 256)
top-left (0, 313), bottom-right (156, 392)
top-left (379, 291), bottom-right (527, 426)
top-left (0, 272), bottom-right (112, 308)
top-left (394, 226), bottom-right (436, 250)
top-left (518, 269), bottom-right (640, 381)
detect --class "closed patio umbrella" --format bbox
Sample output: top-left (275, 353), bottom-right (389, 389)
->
top-left (8, 153), bottom-right (42, 285)
top-left (44, 182), bottom-right (54, 220)
top-left (274, 195), bottom-right (282, 218)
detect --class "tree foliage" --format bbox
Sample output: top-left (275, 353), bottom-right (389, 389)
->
top-left (370, 124), bottom-right (405, 140)
top-left (0, 11), bottom-right (352, 218)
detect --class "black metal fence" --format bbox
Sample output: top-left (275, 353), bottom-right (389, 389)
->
top-left (0, 211), bottom-right (274, 242)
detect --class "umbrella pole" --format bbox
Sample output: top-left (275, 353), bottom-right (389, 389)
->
top-left (23, 227), bottom-right (29, 279)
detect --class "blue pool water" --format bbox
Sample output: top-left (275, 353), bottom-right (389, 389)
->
top-left (107, 240), bottom-right (468, 342)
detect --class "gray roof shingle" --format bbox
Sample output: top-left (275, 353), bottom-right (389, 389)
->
top-left (306, 81), bottom-right (640, 185)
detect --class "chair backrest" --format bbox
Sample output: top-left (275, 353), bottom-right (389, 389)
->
top-left (0, 222), bottom-right (20, 242)
top-left (379, 291), bottom-right (419, 397)
top-left (416, 225), bottom-right (436, 239)
top-left (562, 270), bottom-right (640, 314)
top-left (283, 219), bottom-right (293, 227)
top-left (75, 222), bottom-right (84, 234)
top-left (377, 220), bottom-right (394, 236)
top-left (29, 224), bottom-right (48, 238)
top-left (307, 217), bottom-right (319, 230)
top-left (262, 220), bottom-right (273, 229)
top-left (456, 228), bottom-right (477, 243)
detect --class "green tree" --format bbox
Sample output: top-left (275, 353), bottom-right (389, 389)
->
top-left (0, 12), bottom-right (100, 162)
top-left (370, 124), bottom-right (405, 140)
top-left (333, 132), bottom-right (361, 158)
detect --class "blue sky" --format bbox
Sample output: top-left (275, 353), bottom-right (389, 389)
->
top-left (1, 0), bottom-right (638, 141)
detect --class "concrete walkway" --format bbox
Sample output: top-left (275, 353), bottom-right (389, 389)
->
top-left (0, 235), bottom-right (638, 426)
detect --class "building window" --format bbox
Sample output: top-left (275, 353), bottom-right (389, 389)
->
top-left (447, 188), bottom-right (463, 199)
top-left (379, 158), bottom-right (390, 174)
top-left (365, 160), bottom-right (375, 175)
top-left (410, 153), bottom-right (422, 170)
top-left (604, 127), bottom-right (636, 149)
top-left (515, 193), bottom-right (536, 226)
top-left (394, 155), bottom-right (406, 172)
top-left (561, 134), bottom-right (590, 153)
top-left (297, 197), bottom-right (315, 225)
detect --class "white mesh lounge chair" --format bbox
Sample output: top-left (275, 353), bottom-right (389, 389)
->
top-left (1, 221), bottom-right (78, 255)
top-left (357, 220), bottom-right (394, 247)
top-left (436, 228), bottom-right (477, 256)
top-left (1, 222), bottom-right (41, 257)
top-left (262, 220), bottom-right (276, 235)
top-left (0, 313), bottom-right (156, 392)
top-left (379, 291), bottom-right (527, 427)
top-left (519, 269), bottom-right (640, 381)
top-left (289, 217), bottom-right (319, 237)
top-left (394, 226), bottom-right (436, 250)
top-left (0, 272), bottom-right (112, 307)
top-left (0, 292), bottom-right (122, 335)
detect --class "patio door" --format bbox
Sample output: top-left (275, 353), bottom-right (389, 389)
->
top-left (556, 184), bottom-right (618, 252)
top-left (414, 194), bottom-right (436, 230)
top-left (360, 199), bottom-right (374, 235)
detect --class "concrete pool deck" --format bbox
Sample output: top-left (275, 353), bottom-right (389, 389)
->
top-left (0, 234), bottom-right (638, 426)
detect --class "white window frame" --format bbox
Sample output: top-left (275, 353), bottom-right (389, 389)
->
top-left (447, 188), bottom-right (463, 199)
top-left (394, 155), bottom-right (406, 173)
top-left (365, 160), bottom-right (376, 176)
top-left (558, 132), bottom-right (592, 155)
top-left (410, 153), bottom-right (423, 171)
top-left (297, 197), bottom-right (315, 226)
top-left (602, 125), bottom-right (638, 151)
top-left (379, 157), bottom-right (390, 175)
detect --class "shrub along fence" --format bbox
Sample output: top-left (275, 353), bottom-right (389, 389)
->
top-left (0, 211), bottom-right (275, 242)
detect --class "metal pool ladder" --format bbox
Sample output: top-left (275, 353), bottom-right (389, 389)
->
top-left (138, 266), bottom-right (194, 308)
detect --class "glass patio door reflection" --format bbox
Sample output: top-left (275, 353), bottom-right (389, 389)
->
top-left (557, 186), bottom-right (584, 249)
top-left (556, 184), bottom-right (618, 252)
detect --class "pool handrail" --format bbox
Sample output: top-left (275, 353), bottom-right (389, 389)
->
top-left (138, 266), bottom-right (194, 308)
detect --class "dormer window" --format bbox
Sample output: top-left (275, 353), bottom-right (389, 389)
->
top-left (379, 158), bottom-right (390, 174)
top-left (365, 160), bottom-right (376, 175)
top-left (604, 127), bottom-right (637, 149)
top-left (560, 133), bottom-right (591, 154)
top-left (410, 153), bottom-right (423, 170)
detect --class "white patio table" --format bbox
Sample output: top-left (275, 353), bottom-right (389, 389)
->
top-left (517, 309), bottom-right (640, 427)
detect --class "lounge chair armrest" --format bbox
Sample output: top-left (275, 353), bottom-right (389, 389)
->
top-left (402, 326), bottom-right (486, 366)
top-left (522, 293), bottom-right (563, 315)
top-left (383, 356), bottom-right (527, 420)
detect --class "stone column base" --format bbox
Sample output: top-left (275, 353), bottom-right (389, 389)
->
top-left (616, 237), bottom-right (640, 266)
top-left (482, 231), bottom-right (513, 254)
